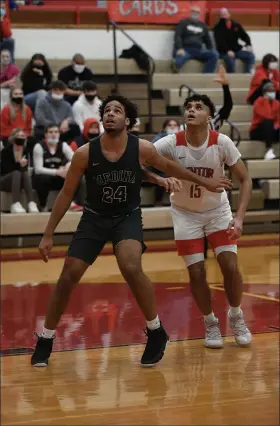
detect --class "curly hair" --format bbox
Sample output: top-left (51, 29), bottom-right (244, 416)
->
top-left (183, 94), bottom-right (216, 118)
top-left (99, 95), bottom-right (138, 130)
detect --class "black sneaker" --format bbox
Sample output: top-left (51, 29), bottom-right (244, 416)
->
top-left (141, 324), bottom-right (169, 367)
top-left (31, 333), bottom-right (54, 367)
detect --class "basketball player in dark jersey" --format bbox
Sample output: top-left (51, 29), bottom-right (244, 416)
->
top-left (31, 95), bottom-right (232, 368)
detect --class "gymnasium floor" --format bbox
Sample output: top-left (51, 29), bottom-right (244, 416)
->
top-left (1, 234), bottom-right (279, 425)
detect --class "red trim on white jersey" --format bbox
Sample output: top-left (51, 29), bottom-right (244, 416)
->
top-left (175, 129), bottom-right (219, 148)
top-left (207, 130), bottom-right (219, 147)
top-left (175, 130), bottom-right (186, 146)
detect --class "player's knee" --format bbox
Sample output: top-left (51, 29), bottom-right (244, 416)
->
top-left (56, 265), bottom-right (82, 293)
top-left (120, 260), bottom-right (142, 281)
top-left (188, 262), bottom-right (206, 286)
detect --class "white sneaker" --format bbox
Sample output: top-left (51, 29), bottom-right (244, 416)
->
top-left (228, 310), bottom-right (252, 346)
top-left (28, 201), bottom-right (39, 213)
top-left (10, 202), bottom-right (26, 213)
top-left (204, 317), bottom-right (224, 348)
top-left (264, 148), bottom-right (276, 160)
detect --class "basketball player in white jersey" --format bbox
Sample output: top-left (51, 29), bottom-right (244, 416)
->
top-left (152, 94), bottom-right (253, 348)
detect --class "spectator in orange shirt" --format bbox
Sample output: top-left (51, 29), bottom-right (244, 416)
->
top-left (1, 87), bottom-right (33, 143)
top-left (250, 82), bottom-right (280, 160)
top-left (0, 1), bottom-right (15, 62)
top-left (69, 117), bottom-right (100, 152)
top-left (247, 54), bottom-right (279, 105)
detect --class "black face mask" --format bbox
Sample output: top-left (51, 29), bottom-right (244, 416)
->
top-left (130, 131), bottom-right (139, 137)
top-left (12, 97), bottom-right (23, 104)
top-left (88, 132), bottom-right (99, 139)
top-left (14, 138), bottom-right (25, 146)
top-left (85, 94), bottom-right (96, 102)
top-left (33, 63), bottom-right (44, 69)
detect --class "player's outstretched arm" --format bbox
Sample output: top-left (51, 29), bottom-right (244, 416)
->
top-left (38, 146), bottom-right (88, 262)
top-left (142, 167), bottom-right (182, 193)
top-left (227, 159), bottom-right (252, 240)
top-left (140, 139), bottom-right (232, 193)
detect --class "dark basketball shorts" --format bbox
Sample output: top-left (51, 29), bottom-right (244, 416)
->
top-left (68, 207), bottom-right (146, 265)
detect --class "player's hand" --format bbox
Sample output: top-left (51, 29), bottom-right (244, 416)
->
top-left (227, 217), bottom-right (243, 240)
top-left (227, 50), bottom-right (235, 58)
top-left (158, 177), bottom-right (182, 192)
top-left (39, 235), bottom-right (53, 263)
top-left (213, 64), bottom-right (229, 85)
top-left (56, 167), bottom-right (67, 178)
top-left (205, 176), bottom-right (233, 193)
top-left (176, 49), bottom-right (185, 56)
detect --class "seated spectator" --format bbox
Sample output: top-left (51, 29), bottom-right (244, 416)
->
top-left (72, 80), bottom-right (102, 131)
top-left (250, 82), bottom-right (280, 160)
top-left (20, 53), bottom-right (52, 112)
top-left (172, 5), bottom-right (218, 73)
top-left (34, 80), bottom-right (80, 141)
top-left (58, 54), bottom-right (94, 105)
top-left (32, 124), bottom-right (74, 210)
top-left (129, 118), bottom-right (141, 136)
top-left (0, 49), bottom-right (19, 109)
top-left (0, 1), bottom-right (15, 62)
top-left (152, 119), bottom-right (180, 144)
top-left (0, 128), bottom-right (39, 213)
top-left (69, 118), bottom-right (101, 151)
top-left (247, 54), bottom-right (279, 105)
top-left (213, 8), bottom-right (255, 74)
top-left (0, 87), bottom-right (32, 144)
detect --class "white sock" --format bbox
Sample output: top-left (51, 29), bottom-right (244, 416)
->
top-left (146, 315), bottom-right (160, 330)
top-left (204, 312), bottom-right (216, 322)
top-left (42, 326), bottom-right (55, 339)
top-left (229, 306), bottom-right (241, 317)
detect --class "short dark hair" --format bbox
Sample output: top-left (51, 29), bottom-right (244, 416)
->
top-left (44, 124), bottom-right (59, 134)
top-left (262, 53), bottom-right (278, 70)
top-left (183, 94), bottom-right (216, 118)
top-left (82, 80), bottom-right (97, 92)
top-left (50, 80), bottom-right (67, 91)
top-left (99, 95), bottom-right (138, 130)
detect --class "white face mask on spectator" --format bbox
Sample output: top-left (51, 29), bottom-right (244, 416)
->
top-left (190, 11), bottom-right (200, 20)
top-left (268, 62), bottom-right (278, 70)
top-left (166, 128), bottom-right (179, 135)
top-left (47, 137), bottom-right (59, 144)
top-left (267, 92), bottom-right (276, 100)
top-left (51, 93), bottom-right (63, 101)
top-left (73, 63), bottom-right (85, 73)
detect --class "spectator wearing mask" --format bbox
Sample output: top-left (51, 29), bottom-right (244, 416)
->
top-left (250, 82), bottom-right (280, 160)
top-left (0, 1), bottom-right (15, 62)
top-left (0, 87), bottom-right (32, 143)
top-left (172, 6), bottom-right (218, 73)
top-left (0, 128), bottom-right (39, 213)
top-left (152, 119), bottom-right (180, 143)
top-left (0, 49), bottom-right (19, 109)
top-left (58, 54), bottom-right (94, 105)
top-left (247, 54), bottom-right (279, 105)
top-left (72, 80), bottom-right (102, 131)
top-left (213, 8), bottom-right (255, 74)
top-left (34, 80), bottom-right (79, 141)
top-left (69, 118), bottom-right (101, 152)
top-left (32, 124), bottom-right (74, 210)
top-left (20, 53), bottom-right (52, 112)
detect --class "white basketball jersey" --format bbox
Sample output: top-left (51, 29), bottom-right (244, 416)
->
top-left (154, 129), bottom-right (241, 213)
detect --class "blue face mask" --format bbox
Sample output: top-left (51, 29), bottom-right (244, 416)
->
top-left (0, 8), bottom-right (5, 17)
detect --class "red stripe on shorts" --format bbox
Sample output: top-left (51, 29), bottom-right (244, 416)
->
top-left (207, 230), bottom-right (237, 249)
top-left (175, 238), bottom-right (205, 256)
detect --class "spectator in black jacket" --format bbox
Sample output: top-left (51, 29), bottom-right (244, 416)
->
top-left (21, 53), bottom-right (53, 112)
top-left (213, 8), bottom-right (255, 74)
top-left (172, 5), bottom-right (218, 73)
top-left (58, 54), bottom-right (94, 105)
top-left (0, 128), bottom-right (39, 213)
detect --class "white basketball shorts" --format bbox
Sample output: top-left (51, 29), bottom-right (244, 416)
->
top-left (171, 203), bottom-right (238, 267)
